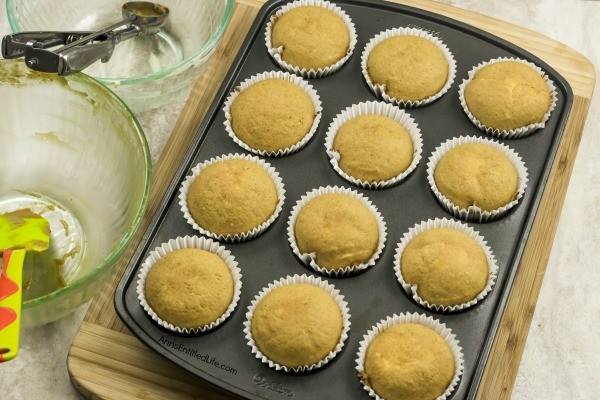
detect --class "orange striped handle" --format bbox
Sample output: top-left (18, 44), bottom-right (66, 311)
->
top-left (0, 248), bottom-right (24, 362)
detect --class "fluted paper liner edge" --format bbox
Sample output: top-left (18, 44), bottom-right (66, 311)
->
top-left (324, 100), bottom-right (423, 189)
top-left (223, 71), bottom-right (322, 157)
top-left (265, 0), bottom-right (357, 78)
top-left (244, 274), bottom-right (351, 372)
top-left (178, 153), bottom-right (286, 242)
top-left (136, 235), bottom-right (242, 334)
top-left (458, 57), bottom-right (558, 139)
top-left (355, 312), bottom-right (464, 400)
top-left (360, 27), bottom-right (457, 108)
top-left (394, 218), bottom-right (499, 312)
top-left (287, 186), bottom-right (387, 277)
top-left (426, 135), bottom-right (529, 223)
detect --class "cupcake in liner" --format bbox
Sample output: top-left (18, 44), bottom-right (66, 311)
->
top-left (287, 186), bottom-right (387, 277)
top-left (394, 218), bottom-right (499, 312)
top-left (244, 274), bottom-right (351, 372)
top-left (265, 0), bottom-right (357, 79)
top-left (458, 57), bottom-right (558, 139)
top-left (136, 235), bottom-right (242, 334)
top-left (356, 312), bottom-right (464, 400)
top-left (223, 70), bottom-right (322, 157)
top-left (361, 27), bottom-right (457, 108)
top-left (324, 101), bottom-right (423, 189)
top-left (426, 136), bottom-right (529, 223)
top-left (178, 153), bottom-right (286, 243)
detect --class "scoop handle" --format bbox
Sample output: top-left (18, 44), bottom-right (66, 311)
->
top-left (0, 248), bottom-right (25, 362)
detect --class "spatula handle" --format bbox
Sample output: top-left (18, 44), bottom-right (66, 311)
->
top-left (0, 248), bottom-right (25, 362)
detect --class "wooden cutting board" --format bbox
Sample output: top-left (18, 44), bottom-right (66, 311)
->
top-left (67, 0), bottom-right (596, 399)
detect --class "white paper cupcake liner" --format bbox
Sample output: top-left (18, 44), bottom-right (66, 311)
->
top-left (394, 218), bottom-right (498, 312)
top-left (265, 0), bottom-right (357, 79)
top-left (356, 312), bottom-right (464, 400)
top-left (458, 57), bottom-right (558, 139)
top-left (244, 274), bottom-right (351, 372)
top-left (287, 186), bottom-right (387, 277)
top-left (136, 235), bottom-right (242, 334)
top-left (361, 27), bottom-right (457, 108)
top-left (324, 101), bottom-right (423, 189)
top-left (426, 136), bottom-right (529, 223)
top-left (223, 70), bottom-right (322, 157)
top-left (178, 153), bottom-right (286, 242)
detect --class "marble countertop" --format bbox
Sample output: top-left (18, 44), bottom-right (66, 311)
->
top-left (1, 0), bottom-right (598, 398)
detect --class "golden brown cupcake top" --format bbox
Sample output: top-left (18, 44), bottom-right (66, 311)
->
top-left (144, 248), bottom-right (234, 329)
top-left (367, 35), bottom-right (449, 102)
top-left (464, 61), bottom-right (552, 130)
top-left (333, 114), bottom-right (414, 182)
top-left (364, 323), bottom-right (455, 400)
top-left (230, 78), bottom-right (315, 152)
top-left (434, 143), bottom-right (518, 211)
top-left (187, 159), bottom-right (278, 236)
top-left (295, 193), bottom-right (379, 270)
top-left (251, 283), bottom-right (343, 368)
top-left (271, 6), bottom-right (350, 70)
top-left (401, 228), bottom-right (489, 306)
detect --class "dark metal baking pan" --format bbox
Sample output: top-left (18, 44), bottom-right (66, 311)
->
top-left (115, 0), bottom-right (573, 398)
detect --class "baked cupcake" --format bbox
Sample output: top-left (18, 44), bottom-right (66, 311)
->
top-left (427, 136), bottom-right (528, 222)
top-left (223, 71), bottom-right (322, 157)
top-left (245, 274), bottom-right (350, 372)
top-left (137, 236), bottom-right (242, 334)
top-left (459, 58), bottom-right (556, 138)
top-left (288, 186), bottom-right (387, 276)
top-left (334, 113), bottom-right (414, 181)
top-left (179, 154), bottom-right (285, 242)
top-left (362, 27), bottom-right (456, 107)
top-left (434, 143), bottom-right (517, 210)
top-left (357, 313), bottom-right (463, 400)
top-left (395, 218), bottom-right (498, 312)
top-left (325, 101), bottom-right (423, 189)
top-left (266, 0), bottom-right (357, 78)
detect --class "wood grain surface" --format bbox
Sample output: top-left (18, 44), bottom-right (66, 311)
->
top-left (67, 0), bottom-right (596, 399)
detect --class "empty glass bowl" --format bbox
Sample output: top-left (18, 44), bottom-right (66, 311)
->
top-left (0, 59), bottom-right (151, 327)
top-left (6, 0), bottom-right (234, 111)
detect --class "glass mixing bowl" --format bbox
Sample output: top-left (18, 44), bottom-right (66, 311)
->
top-left (0, 59), bottom-right (151, 327)
top-left (6, 0), bottom-right (234, 112)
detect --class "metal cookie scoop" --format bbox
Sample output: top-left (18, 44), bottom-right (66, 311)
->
top-left (1, 2), bottom-right (169, 76)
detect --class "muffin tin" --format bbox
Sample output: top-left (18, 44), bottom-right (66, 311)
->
top-left (115, 0), bottom-right (573, 398)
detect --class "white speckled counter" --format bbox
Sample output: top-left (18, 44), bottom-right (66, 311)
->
top-left (0, 1), bottom-right (598, 399)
